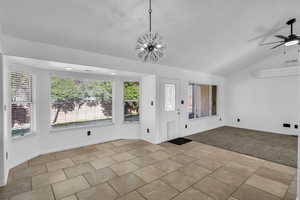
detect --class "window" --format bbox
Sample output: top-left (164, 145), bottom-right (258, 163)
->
top-left (11, 72), bottom-right (33, 137)
top-left (188, 83), bottom-right (217, 119)
top-left (165, 84), bottom-right (175, 111)
top-left (50, 77), bottom-right (112, 129)
top-left (124, 82), bottom-right (139, 122)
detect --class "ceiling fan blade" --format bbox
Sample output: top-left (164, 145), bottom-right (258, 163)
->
top-left (275, 35), bottom-right (288, 40)
top-left (259, 41), bottom-right (284, 46)
top-left (271, 42), bottom-right (285, 49)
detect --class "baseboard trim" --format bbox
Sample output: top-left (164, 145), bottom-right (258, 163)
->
top-left (0, 180), bottom-right (6, 187)
top-left (0, 171), bottom-right (8, 187)
top-left (224, 125), bottom-right (298, 136)
top-left (41, 137), bottom-right (118, 155)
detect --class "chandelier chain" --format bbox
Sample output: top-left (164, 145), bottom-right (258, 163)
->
top-left (149, 0), bottom-right (152, 32)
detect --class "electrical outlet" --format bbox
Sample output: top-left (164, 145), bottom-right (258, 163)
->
top-left (147, 128), bottom-right (150, 133)
top-left (237, 118), bottom-right (240, 122)
top-left (87, 130), bottom-right (91, 136)
top-left (185, 124), bottom-right (188, 129)
top-left (283, 123), bottom-right (291, 128)
top-left (294, 124), bottom-right (298, 129)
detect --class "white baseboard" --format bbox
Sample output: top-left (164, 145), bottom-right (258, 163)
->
top-left (0, 172), bottom-right (8, 187)
top-left (0, 180), bottom-right (5, 187)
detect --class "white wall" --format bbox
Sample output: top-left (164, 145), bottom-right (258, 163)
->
top-left (0, 24), bottom-right (8, 186)
top-left (298, 74), bottom-right (300, 198)
top-left (140, 75), bottom-right (159, 143)
top-left (225, 52), bottom-right (300, 135)
top-left (0, 55), bottom-right (5, 186)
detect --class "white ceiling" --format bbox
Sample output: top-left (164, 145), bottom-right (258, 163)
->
top-left (1, 0), bottom-right (300, 75)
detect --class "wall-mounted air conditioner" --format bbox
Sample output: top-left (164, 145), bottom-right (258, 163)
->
top-left (252, 66), bottom-right (300, 78)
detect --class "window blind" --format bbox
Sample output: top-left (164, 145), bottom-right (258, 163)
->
top-left (11, 72), bottom-right (33, 103)
top-left (188, 83), bottom-right (218, 119)
top-left (10, 71), bottom-right (33, 137)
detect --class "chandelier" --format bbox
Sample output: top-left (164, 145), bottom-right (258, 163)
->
top-left (136, 0), bottom-right (166, 63)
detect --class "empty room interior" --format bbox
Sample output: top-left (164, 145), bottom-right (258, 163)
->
top-left (0, 1), bottom-right (300, 200)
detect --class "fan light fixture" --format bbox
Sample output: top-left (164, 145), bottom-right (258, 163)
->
top-left (136, 0), bottom-right (166, 63)
top-left (260, 18), bottom-right (300, 51)
top-left (285, 40), bottom-right (299, 47)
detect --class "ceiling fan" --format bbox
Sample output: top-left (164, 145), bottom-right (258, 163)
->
top-left (261, 18), bottom-right (300, 49)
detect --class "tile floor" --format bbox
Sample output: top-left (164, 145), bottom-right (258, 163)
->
top-left (0, 139), bottom-right (297, 200)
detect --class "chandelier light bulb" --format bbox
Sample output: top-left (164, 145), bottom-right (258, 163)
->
top-left (136, 32), bottom-right (166, 63)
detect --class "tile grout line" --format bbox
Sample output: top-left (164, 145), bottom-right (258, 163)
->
top-left (226, 162), bottom-right (291, 200)
top-left (282, 175), bottom-right (297, 200)
top-left (225, 165), bottom-right (260, 200)
top-left (50, 184), bottom-right (57, 200)
top-left (149, 150), bottom-right (222, 200)
top-left (107, 181), bottom-right (122, 197)
top-left (108, 163), bottom-right (185, 199)
top-left (172, 162), bottom-right (224, 200)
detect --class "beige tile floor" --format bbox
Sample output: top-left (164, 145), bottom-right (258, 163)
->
top-left (0, 139), bottom-right (297, 200)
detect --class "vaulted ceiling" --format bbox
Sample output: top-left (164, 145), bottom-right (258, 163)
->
top-left (1, 0), bottom-right (300, 75)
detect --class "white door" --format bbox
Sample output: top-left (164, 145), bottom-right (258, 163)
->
top-left (161, 79), bottom-right (181, 141)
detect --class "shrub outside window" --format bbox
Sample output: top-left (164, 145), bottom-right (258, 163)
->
top-left (50, 77), bottom-right (112, 129)
top-left (124, 82), bottom-right (140, 122)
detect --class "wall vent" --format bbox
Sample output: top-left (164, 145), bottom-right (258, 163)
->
top-left (253, 66), bottom-right (300, 78)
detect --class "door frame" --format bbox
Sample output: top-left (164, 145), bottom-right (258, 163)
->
top-left (159, 78), bottom-right (181, 142)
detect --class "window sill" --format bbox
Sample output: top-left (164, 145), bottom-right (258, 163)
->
top-left (11, 132), bottom-right (36, 141)
top-left (189, 115), bottom-right (219, 121)
top-left (50, 122), bottom-right (115, 133)
top-left (123, 121), bottom-right (140, 125)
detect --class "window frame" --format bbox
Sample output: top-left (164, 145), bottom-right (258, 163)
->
top-left (164, 83), bottom-right (176, 112)
top-left (123, 80), bottom-right (141, 123)
top-left (188, 82), bottom-right (218, 120)
top-left (49, 73), bottom-right (114, 131)
top-left (8, 66), bottom-right (36, 140)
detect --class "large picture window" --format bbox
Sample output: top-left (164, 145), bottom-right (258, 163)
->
top-left (11, 72), bottom-right (33, 137)
top-left (188, 83), bottom-right (217, 119)
top-left (50, 77), bottom-right (112, 129)
top-left (124, 82), bottom-right (140, 122)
